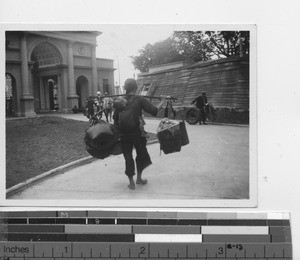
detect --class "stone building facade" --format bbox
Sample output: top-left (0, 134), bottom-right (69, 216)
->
top-left (5, 31), bottom-right (115, 117)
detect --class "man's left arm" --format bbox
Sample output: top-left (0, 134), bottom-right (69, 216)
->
top-left (141, 97), bottom-right (166, 117)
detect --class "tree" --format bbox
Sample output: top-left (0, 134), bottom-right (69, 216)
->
top-left (131, 37), bottom-right (183, 72)
top-left (131, 31), bottom-right (250, 72)
top-left (204, 31), bottom-right (250, 58)
top-left (171, 31), bottom-right (214, 62)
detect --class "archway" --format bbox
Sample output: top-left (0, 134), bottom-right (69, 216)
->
top-left (31, 42), bottom-right (62, 68)
top-left (5, 73), bottom-right (17, 117)
top-left (31, 42), bottom-right (62, 112)
top-left (76, 76), bottom-right (89, 109)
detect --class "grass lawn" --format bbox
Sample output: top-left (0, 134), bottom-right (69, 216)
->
top-left (6, 116), bottom-right (157, 189)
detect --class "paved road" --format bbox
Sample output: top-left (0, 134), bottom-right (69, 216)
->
top-left (9, 114), bottom-right (249, 203)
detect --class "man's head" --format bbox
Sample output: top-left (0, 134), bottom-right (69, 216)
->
top-left (105, 92), bottom-right (108, 96)
top-left (124, 78), bottom-right (137, 94)
top-left (97, 91), bottom-right (101, 96)
top-left (202, 92), bottom-right (206, 96)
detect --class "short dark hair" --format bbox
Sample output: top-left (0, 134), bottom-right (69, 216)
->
top-left (124, 78), bottom-right (137, 94)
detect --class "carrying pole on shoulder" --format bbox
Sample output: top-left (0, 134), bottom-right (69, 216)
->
top-left (103, 94), bottom-right (177, 101)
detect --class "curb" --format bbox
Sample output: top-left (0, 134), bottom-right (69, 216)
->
top-left (209, 122), bottom-right (249, 127)
top-left (6, 140), bottom-right (159, 198)
top-left (6, 156), bottom-right (96, 198)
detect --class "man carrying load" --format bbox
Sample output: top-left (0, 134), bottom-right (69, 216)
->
top-left (113, 78), bottom-right (167, 190)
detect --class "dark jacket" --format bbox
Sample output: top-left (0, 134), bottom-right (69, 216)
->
top-left (191, 95), bottom-right (207, 109)
top-left (113, 95), bottom-right (158, 135)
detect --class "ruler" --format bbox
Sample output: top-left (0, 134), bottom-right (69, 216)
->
top-left (0, 211), bottom-right (292, 259)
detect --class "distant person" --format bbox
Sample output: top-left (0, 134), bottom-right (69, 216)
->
top-left (71, 105), bottom-right (79, 113)
top-left (164, 96), bottom-right (176, 119)
top-left (96, 91), bottom-right (103, 118)
top-left (85, 96), bottom-right (95, 119)
top-left (103, 92), bottom-right (113, 122)
top-left (113, 78), bottom-right (166, 190)
top-left (191, 92), bottom-right (208, 125)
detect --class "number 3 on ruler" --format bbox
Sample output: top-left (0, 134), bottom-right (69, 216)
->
top-left (218, 247), bottom-right (224, 255)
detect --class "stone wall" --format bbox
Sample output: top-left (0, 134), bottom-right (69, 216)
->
top-left (138, 56), bottom-right (250, 124)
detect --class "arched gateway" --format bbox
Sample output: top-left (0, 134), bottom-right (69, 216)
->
top-left (5, 31), bottom-right (115, 117)
top-left (31, 42), bottom-right (63, 112)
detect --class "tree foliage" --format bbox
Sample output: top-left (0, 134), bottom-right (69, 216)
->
top-left (131, 37), bottom-right (183, 73)
top-left (171, 31), bottom-right (213, 62)
top-left (204, 31), bottom-right (250, 58)
top-left (131, 31), bottom-right (250, 72)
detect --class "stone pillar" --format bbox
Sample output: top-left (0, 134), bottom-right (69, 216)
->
top-left (115, 85), bottom-right (120, 95)
top-left (20, 32), bottom-right (35, 117)
top-left (39, 77), bottom-right (45, 110)
top-left (91, 44), bottom-right (98, 95)
top-left (67, 40), bottom-right (78, 109)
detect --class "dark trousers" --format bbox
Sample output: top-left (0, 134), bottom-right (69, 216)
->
top-left (199, 107), bottom-right (207, 123)
top-left (104, 108), bottom-right (112, 122)
top-left (121, 135), bottom-right (152, 177)
top-left (88, 109), bottom-right (94, 118)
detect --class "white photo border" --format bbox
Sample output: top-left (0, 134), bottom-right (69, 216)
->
top-left (0, 23), bottom-right (257, 208)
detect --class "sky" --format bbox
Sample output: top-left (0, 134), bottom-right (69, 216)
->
top-left (94, 25), bottom-right (176, 87)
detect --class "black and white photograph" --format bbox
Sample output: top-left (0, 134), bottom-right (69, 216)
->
top-left (2, 24), bottom-right (256, 207)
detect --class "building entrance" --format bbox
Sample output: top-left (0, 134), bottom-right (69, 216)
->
top-left (76, 76), bottom-right (89, 109)
top-left (39, 76), bottom-right (59, 111)
top-left (47, 78), bottom-right (59, 110)
top-left (31, 42), bottom-right (62, 112)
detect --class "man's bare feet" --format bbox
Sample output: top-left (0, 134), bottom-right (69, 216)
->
top-left (136, 179), bottom-right (147, 185)
top-left (128, 177), bottom-right (135, 190)
top-left (128, 183), bottom-right (135, 190)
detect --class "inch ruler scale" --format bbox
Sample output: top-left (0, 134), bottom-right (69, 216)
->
top-left (0, 211), bottom-right (293, 260)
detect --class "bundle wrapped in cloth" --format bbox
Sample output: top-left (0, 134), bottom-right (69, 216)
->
top-left (84, 121), bottom-right (122, 159)
top-left (156, 118), bottom-right (189, 154)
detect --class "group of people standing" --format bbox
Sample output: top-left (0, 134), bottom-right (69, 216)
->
top-left (85, 91), bottom-right (113, 122)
